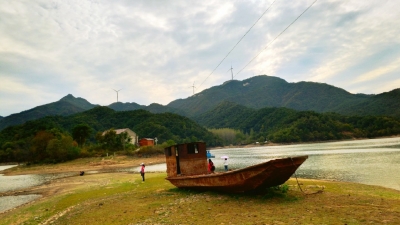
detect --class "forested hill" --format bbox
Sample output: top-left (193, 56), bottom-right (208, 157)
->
top-left (335, 88), bottom-right (400, 117)
top-left (108, 102), bottom-right (188, 117)
top-left (0, 94), bottom-right (98, 130)
top-left (194, 101), bottom-right (400, 143)
top-left (1, 75), bottom-right (400, 132)
top-left (168, 75), bottom-right (400, 117)
top-left (0, 95), bottom-right (188, 131)
top-left (0, 106), bottom-right (217, 148)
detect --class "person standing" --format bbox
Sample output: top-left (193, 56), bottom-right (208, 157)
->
top-left (208, 159), bottom-right (215, 173)
top-left (140, 163), bottom-right (145, 181)
top-left (224, 158), bottom-right (228, 171)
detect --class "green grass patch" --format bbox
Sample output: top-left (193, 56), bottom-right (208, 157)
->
top-left (1, 174), bottom-right (400, 224)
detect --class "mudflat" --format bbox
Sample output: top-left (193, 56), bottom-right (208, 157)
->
top-left (3, 155), bottom-right (166, 176)
top-left (1, 155), bottom-right (400, 224)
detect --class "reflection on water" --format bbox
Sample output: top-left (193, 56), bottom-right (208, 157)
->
top-left (0, 195), bottom-right (41, 213)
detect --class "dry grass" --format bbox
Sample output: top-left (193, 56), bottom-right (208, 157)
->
top-left (1, 171), bottom-right (400, 225)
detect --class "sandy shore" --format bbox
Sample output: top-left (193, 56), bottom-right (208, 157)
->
top-left (2, 155), bottom-right (166, 176)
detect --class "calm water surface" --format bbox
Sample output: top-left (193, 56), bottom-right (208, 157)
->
top-left (210, 137), bottom-right (400, 191)
top-left (0, 166), bottom-right (74, 213)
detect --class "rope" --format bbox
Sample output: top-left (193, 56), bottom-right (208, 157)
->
top-left (290, 157), bottom-right (324, 195)
top-left (290, 157), bottom-right (305, 193)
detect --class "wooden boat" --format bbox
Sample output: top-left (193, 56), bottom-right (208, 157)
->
top-left (164, 142), bottom-right (308, 193)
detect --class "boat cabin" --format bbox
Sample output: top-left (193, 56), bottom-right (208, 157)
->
top-left (164, 142), bottom-right (207, 177)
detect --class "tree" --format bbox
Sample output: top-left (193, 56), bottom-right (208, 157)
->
top-left (72, 124), bottom-right (92, 147)
top-left (116, 131), bottom-right (132, 151)
top-left (47, 135), bottom-right (79, 162)
top-left (31, 131), bottom-right (54, 162)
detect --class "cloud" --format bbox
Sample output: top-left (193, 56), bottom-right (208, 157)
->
top-left (1, 0), bottom-right (400, 116)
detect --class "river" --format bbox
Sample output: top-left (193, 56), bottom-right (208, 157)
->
top-left (210, 137), bottom-right (400, 191)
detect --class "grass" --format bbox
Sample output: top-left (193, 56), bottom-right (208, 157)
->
top-left (1, 172), bottom-right (400, 225)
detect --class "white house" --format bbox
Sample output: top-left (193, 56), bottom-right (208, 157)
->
top-left (103, 128), bottom-right (138, 145)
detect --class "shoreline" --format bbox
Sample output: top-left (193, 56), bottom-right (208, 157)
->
top-left (2, 155), bottom-right (166, 176)
top-left (209, 134), bottom-right (400, 149)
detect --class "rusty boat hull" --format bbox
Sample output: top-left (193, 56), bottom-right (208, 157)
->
top-left (166, 155), bottom-right (308, 193)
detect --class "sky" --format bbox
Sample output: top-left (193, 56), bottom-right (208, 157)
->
top-left (1, 0), bottom-right (400, 117)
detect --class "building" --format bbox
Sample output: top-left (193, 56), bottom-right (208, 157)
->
top-left (103, 128), bottom-right (137, 145)
top-left (139, 138), bottom-right (154, 147)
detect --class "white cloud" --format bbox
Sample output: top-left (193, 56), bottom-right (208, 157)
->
top-left (1, 0), bottom-right (400, 116)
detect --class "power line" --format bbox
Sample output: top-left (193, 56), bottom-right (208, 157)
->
top-left (198, 0), bottom-right (278, 89)
top-left (234, 0), bottom-right (319, 78)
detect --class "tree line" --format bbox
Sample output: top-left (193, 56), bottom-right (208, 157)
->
top-left (198, 102), bottom-right (400, 146)
top-left (0, 107), bottom-right (217, 163)
top-left (2, 104), bottom-right (400, 163)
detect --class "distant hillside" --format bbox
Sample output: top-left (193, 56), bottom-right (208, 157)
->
top-left (0, 95), bottom-right (186, 131)
top-left (336, 88), bottom-right (400, 117)
top-left (0, 106), bottom-right (217, 147)
top-left (109, 102), bottom-right (188, 117)
top-left (0, 94), bottom-right (97, 130)
top-left (108, 102), bottom-right (144, 111)
top-left (168, 75), bottom-right (375, 117)
top-left (194, 101), bottom-right (400, 143)
top-left (194, 101), bottom-right (256, 128)
top-left (2, 75), bottom-right (399, 131)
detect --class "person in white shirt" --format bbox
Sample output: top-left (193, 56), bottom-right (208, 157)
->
top-left (224, 158), bottom-right (228, 171)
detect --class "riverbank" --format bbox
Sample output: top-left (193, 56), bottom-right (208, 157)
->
top-left (1, 171), bottom-right (400, 224)
top-left (2, 155), bottom-right (166, 176)
top-left (209, 135), bottom-right (400, 150)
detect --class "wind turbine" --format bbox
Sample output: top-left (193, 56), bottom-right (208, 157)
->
top-left (228, 65), bottom-right (233, 80)
top-left (113, 89), bottom-right (122, 102)
top-left (190, 82), bottom-right (196, 95)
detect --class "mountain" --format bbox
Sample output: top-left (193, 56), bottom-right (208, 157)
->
top-left (336, 88), bottom-right (400, 117)
top-left (1, 75), bottom-right (399, 131)
top-left (193, 101), bottom-right (400, 143)
top-left (0, 106), bottom-right (217, 147)
top-left (108, 102), bottom-right (144, 111)
top-left (194, 101), bottom-right (256, 128)
top-left (108, 102), bottom-right (188, 116)
top-left (0, 94), bottom-right (98, 130)
top-left (168, 75), bottom-right (400, 118)
top-left (167, 75), bottom-right (376, 117)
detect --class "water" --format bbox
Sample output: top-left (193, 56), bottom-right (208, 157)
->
top-left (209, 137), bottom-right (400, 191)
top-left (0, 195), bottom-right (41, 213)
top-left (0, 166), bottom-right (75, 213)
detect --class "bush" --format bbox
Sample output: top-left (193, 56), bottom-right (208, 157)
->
top-left (135, 145), bottom-right (164, 156)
